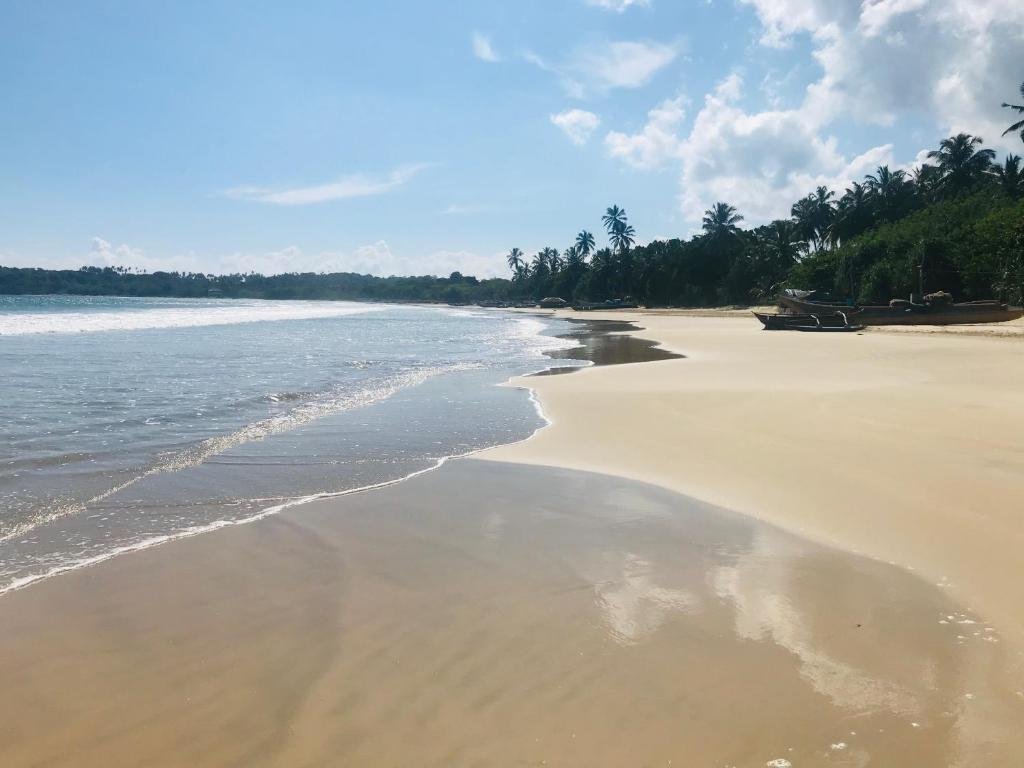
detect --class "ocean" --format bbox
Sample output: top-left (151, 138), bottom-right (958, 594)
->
top-left (0, 295), bottom-right (581, 592)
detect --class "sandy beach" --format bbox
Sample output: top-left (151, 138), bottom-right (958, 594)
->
top-left (2, 312), bottom-right (1023, 766)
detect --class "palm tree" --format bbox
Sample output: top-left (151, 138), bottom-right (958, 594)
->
top-left (611, 223), bottom-right (636, 254)
top-left (574, 230), bottom-right (596, 259)
top-left (542, 246), bottom-right (562, 273)
top-left (927, 133), bottom-right (996, 194)
top-left (912, 163), bottom-right (942, 201)
top-left (530, 250), bottom-right (550, 280)
top-left (991, 154), bottom-right (1024, 199)
top-left (602, 205), bottom-right (635, 254)
top-left (602, 205), bottom-right (627, 236)
top-left (865, 166), bottom-right (913, 222)
top-left (760, 219), bottom-right (805, 264)
top-left (827, 182), bottom-right (872, 246)
top-left (702, 202), bottom-right (744, 238)
top-left (1002, 81), bottom-right (1024, 144)
top-left (506, 247), bottom-right (525, 276)
top-left (791, 187), bottom-right (835, 252)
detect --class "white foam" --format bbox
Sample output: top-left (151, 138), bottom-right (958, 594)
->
top-left (0, 300), bottom-right (384, 335)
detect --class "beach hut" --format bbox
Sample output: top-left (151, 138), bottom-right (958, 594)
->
top-left (539, 297), bottom-right (568, 309)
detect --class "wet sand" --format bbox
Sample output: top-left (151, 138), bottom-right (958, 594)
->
top-left (2, 459), bottom-right (1022, 767)
top-left (487, 311), bottom-right (1024, 659)
top-left (536, 317), bottom-right (682, 375)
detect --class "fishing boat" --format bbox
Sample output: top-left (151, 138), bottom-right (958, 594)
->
top-left (753, 310), bottom-right (863, 332)
top-left (778, 292), bottom-right (1022, 326)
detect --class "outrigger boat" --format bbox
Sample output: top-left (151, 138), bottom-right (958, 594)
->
top-left (753, 310), bottom-right (862, 332)
top-left (778, 292), bottom-right (1023, 326)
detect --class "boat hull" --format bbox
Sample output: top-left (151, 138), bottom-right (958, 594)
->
top-left (779, 297), bottom-right (1023, 326)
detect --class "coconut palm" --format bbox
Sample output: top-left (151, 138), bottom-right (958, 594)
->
top-left (991, 154), bottom-right (1024, 199)
top-left (601, 206), bottom-right (635, 253)
top-left (542, 246), bottom-right (563, 273)
top-left (602, 205), bottom-right (627, 236)
top-left (827, 182), bottom-right (872, 246)
top-left (912, 163), bottom-right (942, 200)
top-left (1002, 81), bottom-right (1024, 144)
top-left (926, 133), bottom-right (996, 194)
top-left (506, 247), bottom-right (525, 276)
top-left (530, 250), bottom-right (550, 280)
top-left (791, 187), bottom-right (835, 252)
top-left (574, 230), bottom-right (596, 259)
top-left (702, 202), bottom-right (744, 238)
top-left (611, 223), bottom-right (636, 254)
top-left (759, 219), bottom-right (805, 264)
top-left (865, 166), bottom-right (913, 222)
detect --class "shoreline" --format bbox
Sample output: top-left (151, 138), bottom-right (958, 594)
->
top-left (3, 310), bottom-right (1024, 765)
top-left (3, 459), bottom-right (1022, 766)
top-left (0, 312), bottom-right (656, 598)
top-left (484, 309), bottom-right (1024, 654)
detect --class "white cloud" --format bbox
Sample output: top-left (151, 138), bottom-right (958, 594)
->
top-left (472, 32), bottom-right (500, 62)
top-left (600, 0), bottom-right (1024, 230)
top-left (526, 39), bottom-right (679, 97)
top-left (577, 41), bottom-right (678, 90)
top-left (585, 0), bottom-right (651, 12)
top-left (551, 109), bottom-right (602, 145)
top-left (222, 164), bottom-right (430, 205)
top-left (15, 239), bottom-right (508, 279)
top-left (606, 97), bottom-right (686, 168)
top-left (90, 237), bottom-right (145, 266)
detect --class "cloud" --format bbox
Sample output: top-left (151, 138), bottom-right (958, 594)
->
top-left (11, 239), bottom-right (510, 279)
top-left (222, 164), bottom-right (430, 206)
top-left (472, 31), bottom-right (500, 62)
top-left (600, 0), bottom-right (1024, 230)
top-left (90, 237), bottom-right (145, 266)
top-left (585, 0), bottom-right (651, 12)
top-left (605, 96), bottom-right (686, 168)
top-left (551, 109), bottom-right (602, 145)
top-left (526, 39), bottom-right (679, 97)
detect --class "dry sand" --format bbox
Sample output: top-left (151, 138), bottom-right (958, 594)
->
top-left (2, 310), bottom-right (1024, 767)
top-left (486, 311), bottom-right (1024, 654)
top-left (2, 460), bottom-right (1022, 767)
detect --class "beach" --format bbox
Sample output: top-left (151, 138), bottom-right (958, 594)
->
top-left (2, 311), bottom-right (1023, 766)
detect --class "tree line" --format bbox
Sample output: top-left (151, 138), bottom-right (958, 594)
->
top-left (505, 84), bottom-right (1024, 306)
top-left (4, 83), bottom-right (1023, 307)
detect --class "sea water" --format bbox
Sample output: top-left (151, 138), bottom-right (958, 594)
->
top-left (0, 296), bottom-right (581, 592)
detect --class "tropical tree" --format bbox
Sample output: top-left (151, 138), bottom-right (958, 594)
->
top-left (927, 133), bottom-right (996, 195)
top-left (990, 154), bottom-right (1024, 199)
top-left (1002, 81), bottom-right (1024, 144)
top-left (702, 202), bottom-right (744, 238)
top-left (543, 246), bottom-right (563, 273)
top-left (865, 166), bottom-right (914, 222)
top-left (912, 163), bottom-right (942, 201)
top-left (530, 250), bottom-right (550, 280)
top-left (601, 205), bottom-right (636, 254)
top-left (827, 183), bottom-right (873, 246)
top-left (506, 247), bottom-right (525, 276)
top-left (791, 187), bottom-right (835, 252)
top-left (574, 230), bottom-right (596, 260)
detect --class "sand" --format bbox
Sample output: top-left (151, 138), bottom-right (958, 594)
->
top-left (485, 311), bottom-right (1024, 653)
top-left (2, 460), bottom-right (1022, 767)
top-left (2, 311), bottom-right (1024, 766)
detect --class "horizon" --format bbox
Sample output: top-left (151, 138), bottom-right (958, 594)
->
top-left (1, 1), bottom-right (1022, 279)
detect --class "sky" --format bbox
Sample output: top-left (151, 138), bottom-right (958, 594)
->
top-left (1, 0), bottom-right (1022, 278)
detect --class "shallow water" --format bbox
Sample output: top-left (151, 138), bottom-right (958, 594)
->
top-left (0, 296), bottom-right (582, 591)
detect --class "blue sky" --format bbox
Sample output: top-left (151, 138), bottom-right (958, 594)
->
top-left (1, 0), bottom-right (1021, 277)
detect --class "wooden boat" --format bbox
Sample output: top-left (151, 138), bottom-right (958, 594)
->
top-left (753, 310), bottom-right (863, 332)
top-left (779, 295), bottom-right (1023, 326)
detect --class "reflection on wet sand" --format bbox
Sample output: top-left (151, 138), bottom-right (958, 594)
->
top-left (534, 318), bottom-right (682, 375)
top-left (1, 459), bottom-right (1020, 767)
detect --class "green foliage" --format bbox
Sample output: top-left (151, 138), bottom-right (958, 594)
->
top-left (0, 266), bottom-right (516, 305)
top-left (5, 133), bottom-right (1022, 310)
